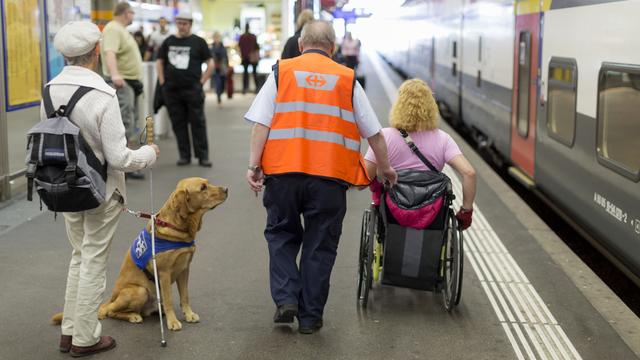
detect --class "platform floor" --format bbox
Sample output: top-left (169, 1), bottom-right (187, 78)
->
top-left (0, 52), bottom-right (638, 360)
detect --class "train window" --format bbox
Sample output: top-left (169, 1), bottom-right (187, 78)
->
top-left (452, 40), bottom-right (457, 58)
top-left (478, 36), bottom-right (482, 62)
top-left (517, 31), bottom-right (531, 137)
top-left (477, 70), bottom-right (482, 87)
top-left (547, 58), bottom-right (577, 146)
top-left (597, 63), bottom-right (640, 181)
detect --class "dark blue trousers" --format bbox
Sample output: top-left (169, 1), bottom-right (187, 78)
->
top-left (263, 174), bottom-right (347, 326)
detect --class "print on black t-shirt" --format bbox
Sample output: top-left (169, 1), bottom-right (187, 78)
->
top-left (168, 46), bottom-right (190, 70)
top-left (158, 34), bottom-right (212, 89)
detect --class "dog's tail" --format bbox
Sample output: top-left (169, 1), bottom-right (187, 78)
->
top-left (51, 312), bottom-right (63, 324)
top-left (52, 302), bottom-right (110, 324)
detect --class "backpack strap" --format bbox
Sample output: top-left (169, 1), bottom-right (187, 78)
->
top-left (64, 133), bottom-right (78, 185)
top-left (398, 129), bottom-right (439, 173)
top-left (60, 86), bottom-right (93, 118)
top-left (26, 133), bottom-right (42, 201)
top-left (43, 85), bottom-right (93, 118)
top-left (42, 86), bottom-right (56, 118)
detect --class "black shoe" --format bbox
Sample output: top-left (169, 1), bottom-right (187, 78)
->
top-left (198, 159), bottom-right (212, 168)
top-left (273, 304), bottom-right (298, 324)
top-left (177, 158), bottom-right (191, 166)
top-left (298, 319), bottom-right (323, 334)
top-left (126, 170), bottom-right (145, 180)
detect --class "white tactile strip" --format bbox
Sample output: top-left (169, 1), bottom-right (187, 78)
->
top-left (368, 49), bottom-right (582, 360)
top-left (444, 166), bottom-right (582, 360)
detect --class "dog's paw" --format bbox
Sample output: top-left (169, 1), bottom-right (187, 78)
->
top-left (184, 311), bottom-right (200, 323)
top-left (128, 314), bottom-right (143, 323)
top-left (167, 319), bottom-right (183, 331)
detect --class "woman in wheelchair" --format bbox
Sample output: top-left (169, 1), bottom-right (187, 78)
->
top-left (364, 79), bottom-right (476, 230)
top-left (357, 79), bottom-right (476, 310)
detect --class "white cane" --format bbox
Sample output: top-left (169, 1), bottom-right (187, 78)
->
top-left (145, 116), bottom-right (167, 347)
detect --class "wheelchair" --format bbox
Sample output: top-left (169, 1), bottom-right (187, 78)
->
top-left (356, 187), bottom-right (463, 311)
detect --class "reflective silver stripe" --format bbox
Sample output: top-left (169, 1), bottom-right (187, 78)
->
top-left (275, 102), bottom-right (355, 123)
top-left (268, 128), bottom-right (360, 152)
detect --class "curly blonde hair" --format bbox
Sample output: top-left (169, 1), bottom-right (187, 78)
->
top-left (389, 79), bottom-right (439, 132)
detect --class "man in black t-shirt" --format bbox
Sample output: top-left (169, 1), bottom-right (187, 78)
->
top-left (157, 11), bottom-right (214, 167)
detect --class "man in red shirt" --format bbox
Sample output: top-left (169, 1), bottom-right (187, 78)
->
top-left (238, 23), bottom-right (259, 94)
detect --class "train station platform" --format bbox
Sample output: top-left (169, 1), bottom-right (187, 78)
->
top-left (0, 52), bottom-right (639, 360)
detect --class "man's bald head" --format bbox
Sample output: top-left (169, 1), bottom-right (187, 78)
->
top-left (299, 20), bottom-right (335, 54)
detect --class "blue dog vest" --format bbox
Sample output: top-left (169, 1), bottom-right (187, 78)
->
top-left (131, 229), bottom-right (195, 271)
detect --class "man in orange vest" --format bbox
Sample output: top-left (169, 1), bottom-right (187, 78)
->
top-left (245, 20), bottom-right (397, 334)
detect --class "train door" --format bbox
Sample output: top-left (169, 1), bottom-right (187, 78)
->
top-left (510, 12), bottom-right (540, 178)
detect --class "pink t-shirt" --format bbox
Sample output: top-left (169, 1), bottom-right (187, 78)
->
top-left (364, 127), bottom-right (462, 171)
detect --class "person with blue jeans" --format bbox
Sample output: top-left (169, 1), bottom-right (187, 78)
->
top-left (210, 31), bottom-right (228, 106)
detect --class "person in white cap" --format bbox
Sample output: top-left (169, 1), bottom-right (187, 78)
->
top-left (100, 2), bottom-right (146, 180)
top-left (46, 20), bottom-right (159, 357)
top-left (156, 10), bottom-right (215, 167)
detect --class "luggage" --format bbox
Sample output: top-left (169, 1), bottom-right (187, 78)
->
top-left (25, 86), bottom-right (107, 212)
top-left (226, 67), bottom-right (234, 99)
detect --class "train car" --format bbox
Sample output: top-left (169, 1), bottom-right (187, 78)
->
top-left (373, 0), bottom-right (640, 283)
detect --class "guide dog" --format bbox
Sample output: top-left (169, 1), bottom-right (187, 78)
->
top-left (52, 177), bottom-right (228, 331)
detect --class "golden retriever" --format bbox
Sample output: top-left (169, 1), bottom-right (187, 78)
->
top-left (52, 177), bottom-right (228, 331)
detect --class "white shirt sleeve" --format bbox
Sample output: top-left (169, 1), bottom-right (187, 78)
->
top-left (100, 96), bottom-right (157, 171)
top-left (244, 72), bottom-right (277, 127)
top-left (353, 81), bottom-right (382, 138)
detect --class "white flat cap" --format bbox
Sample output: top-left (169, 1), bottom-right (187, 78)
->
top-left (175, 10), bottom-right (193, 21)
top-left (54, 21), bottom-right (101, 57)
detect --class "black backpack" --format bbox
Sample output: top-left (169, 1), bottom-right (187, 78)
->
top-left (25, 86), bottom-right (108, 212)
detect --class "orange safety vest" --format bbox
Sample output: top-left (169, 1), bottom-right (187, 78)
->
top-left (261, 51), bottom-right (370, 186)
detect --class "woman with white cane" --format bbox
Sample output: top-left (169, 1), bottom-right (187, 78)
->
top-left (47, 21), bottom-right (159, 357)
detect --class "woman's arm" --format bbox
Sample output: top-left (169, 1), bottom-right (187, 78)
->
top-left (447, 154), bottom-right (476, 210)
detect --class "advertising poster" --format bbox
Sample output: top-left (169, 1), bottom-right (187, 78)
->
top-left (1, 0), bottom-right (42, 110)
top-left (46, 0), bottom-right (91, 79)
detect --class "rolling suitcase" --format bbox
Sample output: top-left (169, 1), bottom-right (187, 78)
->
top-left (226, 67), bottom-right (234, 99)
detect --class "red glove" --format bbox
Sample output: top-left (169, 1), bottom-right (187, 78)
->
top-left (455, 207), bottom-right (473, 230)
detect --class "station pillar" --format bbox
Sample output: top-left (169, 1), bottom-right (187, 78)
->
top-left (92, 0), bottom-right (116, 29)
top-left (0, 9), bottom-right (8, 201)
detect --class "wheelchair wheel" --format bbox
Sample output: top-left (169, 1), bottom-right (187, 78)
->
top-left (443, 209), bottom-right (464, 311)
top-left (357, 208), bottom-right (375, 308)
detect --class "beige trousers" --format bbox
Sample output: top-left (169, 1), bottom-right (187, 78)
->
top-left (61, 195), bottom-right (123, 347)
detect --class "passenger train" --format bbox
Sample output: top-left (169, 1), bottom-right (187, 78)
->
top-left (371, 0), bottom-right (640, 283)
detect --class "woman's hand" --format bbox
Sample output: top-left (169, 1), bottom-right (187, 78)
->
top-left (380, 165), bottom-right (397, 186)
top-left (455, 207), bottom-right (473, 230)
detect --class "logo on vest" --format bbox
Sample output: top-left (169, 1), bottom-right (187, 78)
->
top-left (294, 71), bottom-right (338, 91)
top-left (306, 74), bottom-right (327, 88)
top-left (134, 234), bottom-right (147, 259)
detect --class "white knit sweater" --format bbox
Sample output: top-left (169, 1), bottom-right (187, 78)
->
top-left (41, 66), bottom-right (157, 203)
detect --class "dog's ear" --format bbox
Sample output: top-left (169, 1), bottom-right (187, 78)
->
top-left (171, 189), bottom-right (190, 219)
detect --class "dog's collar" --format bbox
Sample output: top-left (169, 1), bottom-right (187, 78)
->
top-left (122, 208), bottom-right (188, 233)
top-left (154, 217), bottom-right (188, 233)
